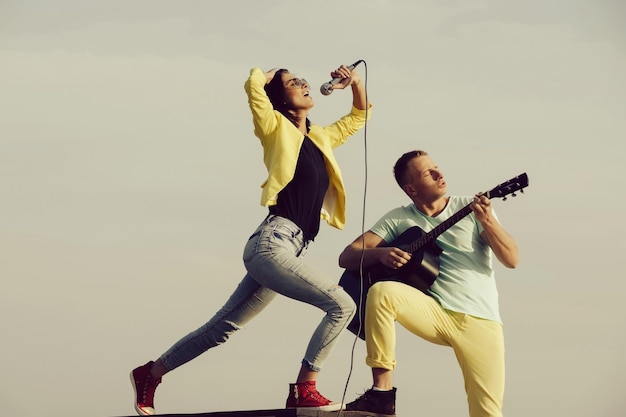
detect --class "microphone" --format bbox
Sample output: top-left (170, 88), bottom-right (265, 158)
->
top-left (320, 60), bottom-right (364, 96)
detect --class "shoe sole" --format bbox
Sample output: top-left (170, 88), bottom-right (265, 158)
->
top-left (287, 403), bottom-right (346, 412)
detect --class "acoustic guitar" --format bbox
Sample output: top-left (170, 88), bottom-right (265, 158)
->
top-left (339, 172), bottom-right (529, 339)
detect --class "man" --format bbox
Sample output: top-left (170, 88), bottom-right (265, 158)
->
top-left (339, 150), bottom-right (520, 417)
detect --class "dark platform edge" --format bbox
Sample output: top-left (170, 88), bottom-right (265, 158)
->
top-left (115, 408), bottom-right (392, 417)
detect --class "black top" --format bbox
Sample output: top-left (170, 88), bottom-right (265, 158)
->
top-left (269, 136), bottom-right (329, 242)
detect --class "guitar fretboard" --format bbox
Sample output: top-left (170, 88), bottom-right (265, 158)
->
top-left (403, 172), bottom-right (527, 254)
top-left (406, 203), bottom-right (474, 253)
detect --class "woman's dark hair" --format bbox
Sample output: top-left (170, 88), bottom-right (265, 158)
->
top-left (393, 150), bottom-right (429, 187)
top-left (264, 68), bottom-right (310, 130)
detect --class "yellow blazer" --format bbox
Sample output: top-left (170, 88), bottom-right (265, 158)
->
top-left (244, 67), bottom-right (371, 230)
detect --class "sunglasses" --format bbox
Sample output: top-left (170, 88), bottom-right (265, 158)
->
top-left (286, 78), bottom-right (309, 88)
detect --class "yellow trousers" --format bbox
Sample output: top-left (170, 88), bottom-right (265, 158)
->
top-left (365, 281), bottom-right (505, 417)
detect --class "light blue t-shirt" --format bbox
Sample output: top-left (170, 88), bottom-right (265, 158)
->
top-left (370, 196), bottom-right (502, 323)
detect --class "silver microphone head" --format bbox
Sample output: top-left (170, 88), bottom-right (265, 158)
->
top-left (320, 82), bottom-right (333, 96)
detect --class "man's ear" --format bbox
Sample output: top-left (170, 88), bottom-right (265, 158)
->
top-left (402, 184), bottom-right (415, 197)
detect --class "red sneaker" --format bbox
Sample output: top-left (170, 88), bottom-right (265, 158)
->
top-left (130, 361), bottom-right (161, 416)
top-left (285, 381), bottom-right (344, 411)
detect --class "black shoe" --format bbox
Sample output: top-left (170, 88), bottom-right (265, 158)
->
top-left (346, 387), bottom-right (396, 415)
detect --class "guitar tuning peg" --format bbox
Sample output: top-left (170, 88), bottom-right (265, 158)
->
top-left (511, 192), bottom-right (517, 197)
top-left (503, 196), bottom-right (507, 201)
top-left (520, 189), bottom-right (525, 193)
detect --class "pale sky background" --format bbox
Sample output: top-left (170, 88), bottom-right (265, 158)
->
top-left (1, 1), bottom-right (625, 416)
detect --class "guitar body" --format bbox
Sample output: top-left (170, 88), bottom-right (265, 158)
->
top-left (338, 226), bottom-right (442, 340)
top-left (338, 269), bottom-right (368, 340)
top-left (367, 226), bottom-right (442, 292)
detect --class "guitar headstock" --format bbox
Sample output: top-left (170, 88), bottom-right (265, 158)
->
top-left (486, 173), bottom-right (529, 200)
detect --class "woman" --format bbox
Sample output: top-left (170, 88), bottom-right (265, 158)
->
top-left (130, 63), bottom-right (371, 415)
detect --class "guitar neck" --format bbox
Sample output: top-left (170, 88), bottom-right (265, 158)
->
top-left (404, 173), bottom-right (528, 253)
top-left (407, 204), bottom-right (473, 252)
top-left (408, 188), bottom-right (496, 252)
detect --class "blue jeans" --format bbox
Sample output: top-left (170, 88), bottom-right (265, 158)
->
top-left (160, 214), bottom-right (356, 373)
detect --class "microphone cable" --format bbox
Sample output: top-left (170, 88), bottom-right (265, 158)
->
top-left (335, 59), bottom-right (369, 416)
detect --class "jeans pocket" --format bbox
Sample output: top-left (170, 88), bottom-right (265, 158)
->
top-left (242, 232), bottom-right (259, 263)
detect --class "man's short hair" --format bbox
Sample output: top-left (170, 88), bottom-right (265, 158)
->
top-left (393, 150), bottom-right (429, 187)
